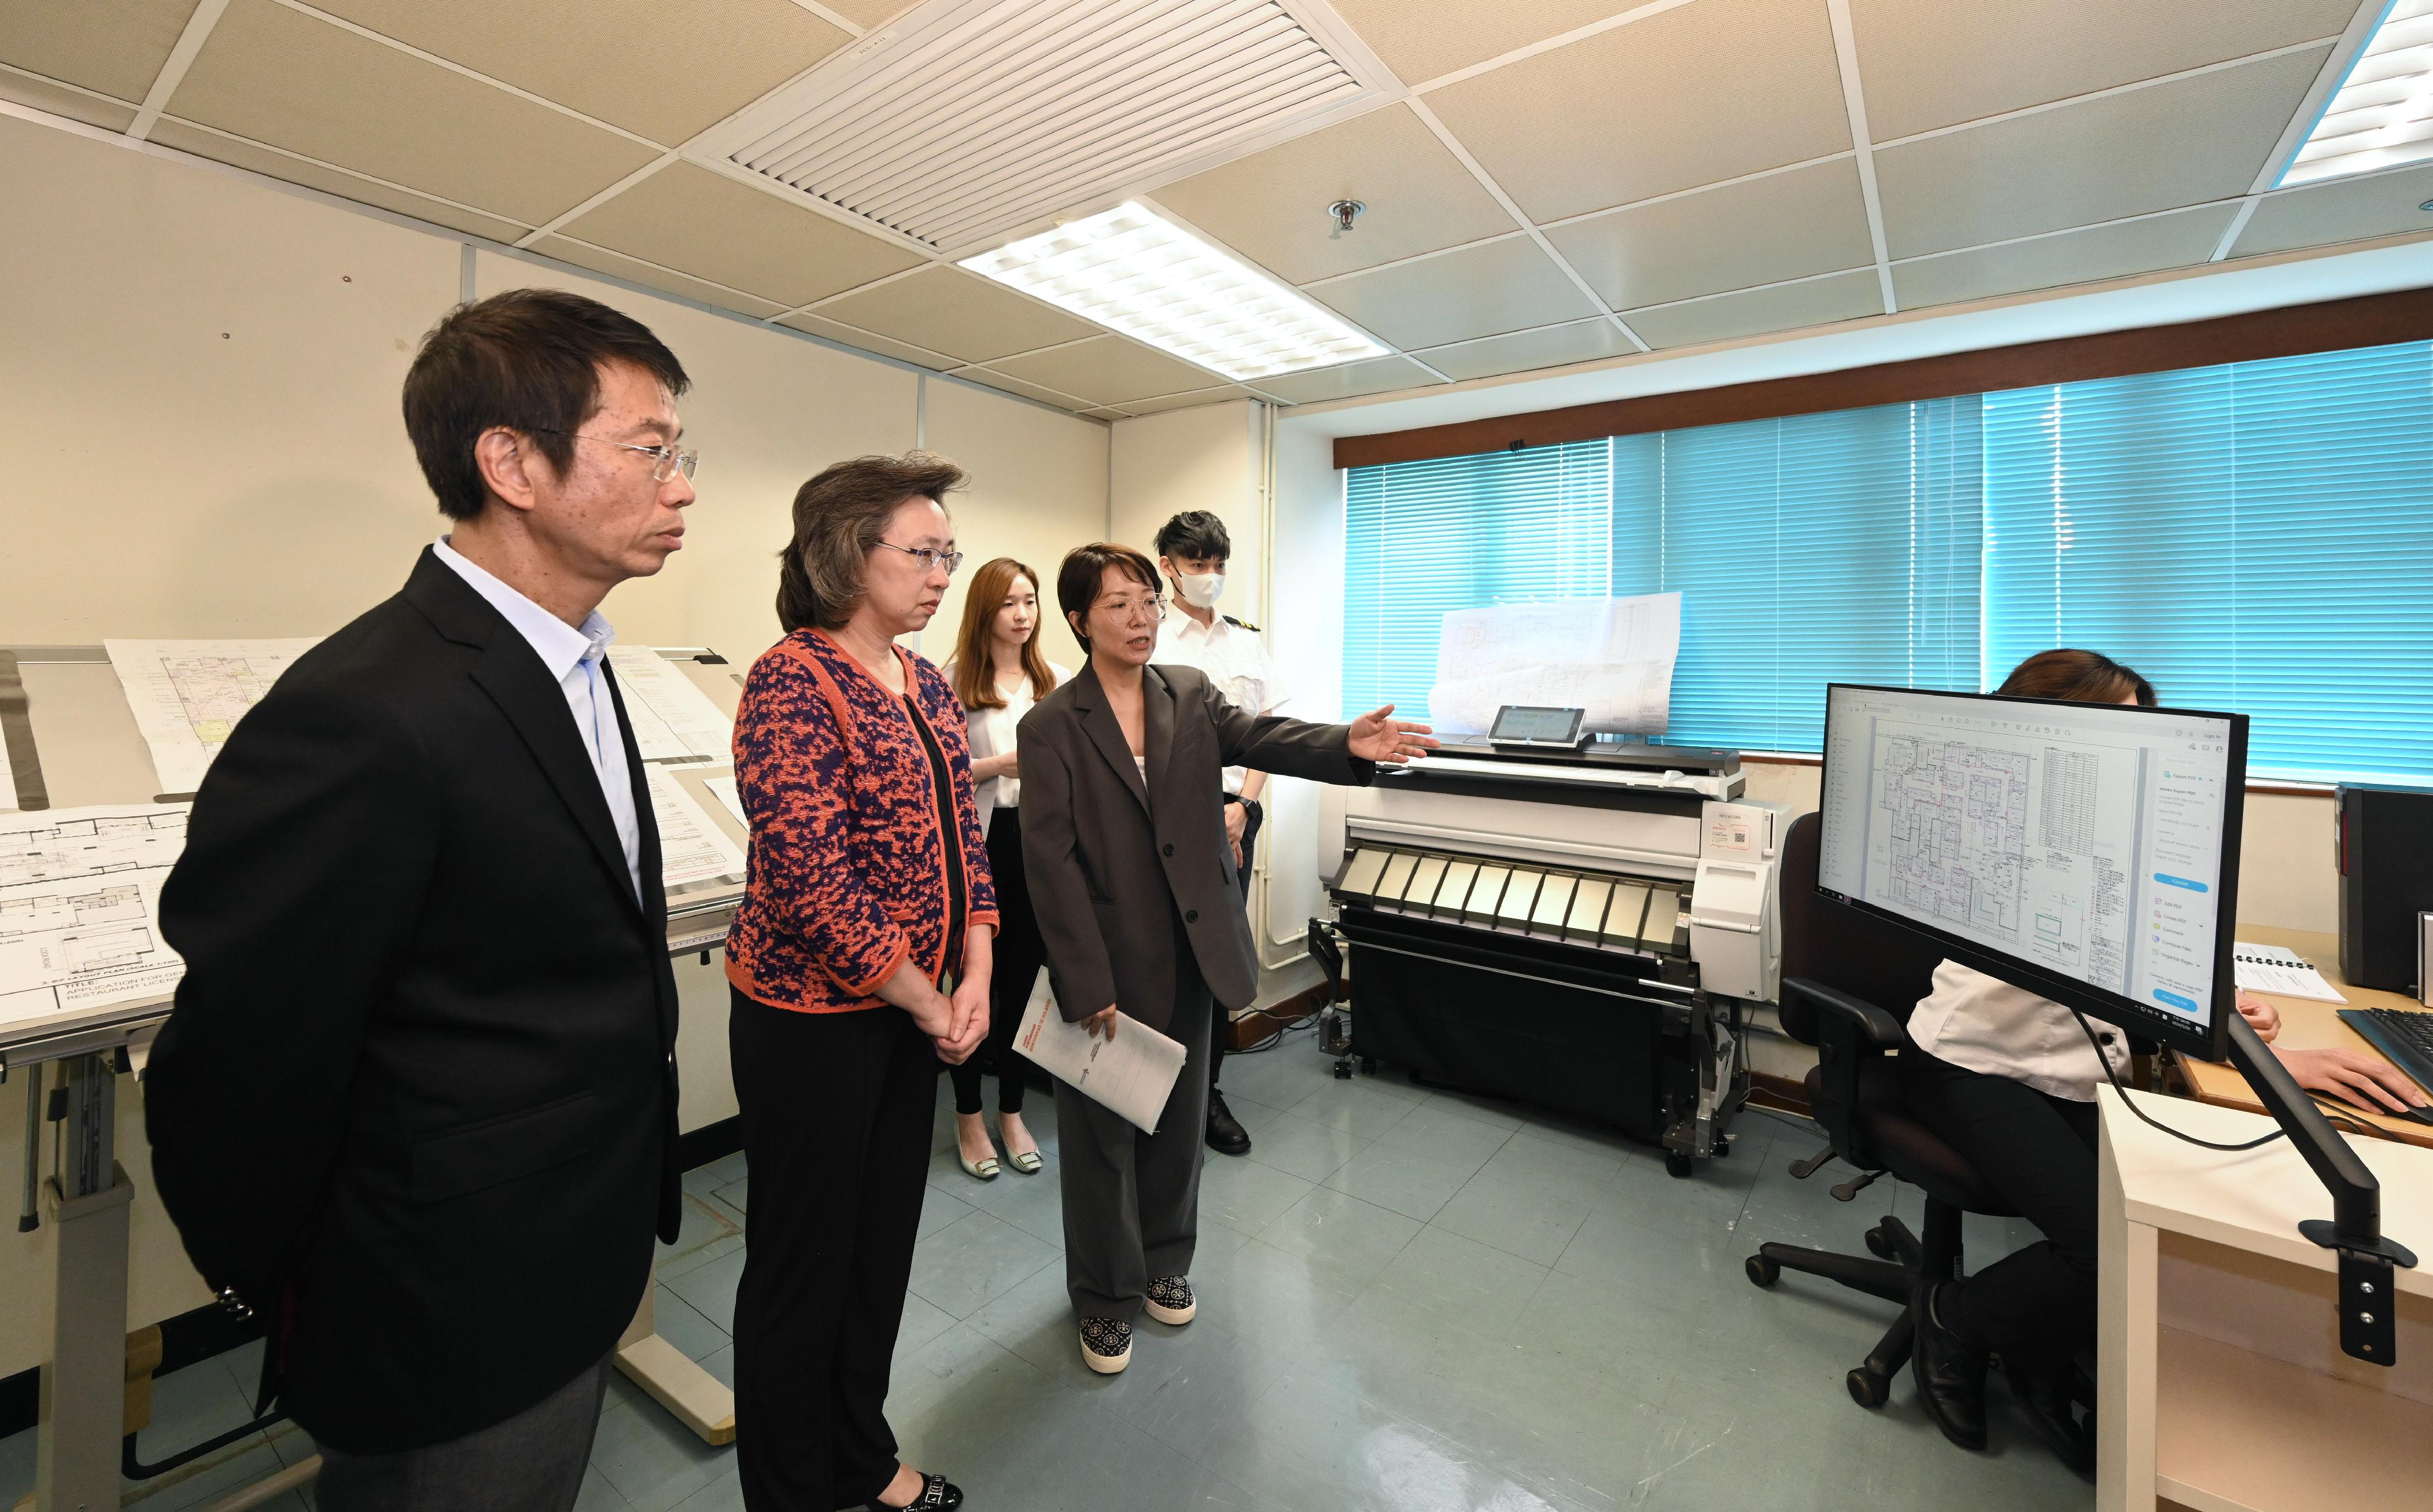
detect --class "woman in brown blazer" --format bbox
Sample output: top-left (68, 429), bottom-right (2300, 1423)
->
top-left (1016, 542), bottom-right (1433, 1373)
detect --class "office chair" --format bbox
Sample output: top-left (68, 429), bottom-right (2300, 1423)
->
top-left (1742, 812), bottom-right (2019, 1409)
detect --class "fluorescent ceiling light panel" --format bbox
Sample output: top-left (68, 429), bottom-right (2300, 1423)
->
top-left (2280, 0), bottom-right (2433, 186)
top-left (957, 203), bottom-right (1389, 382)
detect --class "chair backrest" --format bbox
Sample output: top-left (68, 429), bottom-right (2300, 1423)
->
top-left (1777, 811), bottom-right (1945, 1044)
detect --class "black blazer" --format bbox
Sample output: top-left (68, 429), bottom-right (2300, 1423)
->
top-left (1018, 662), bottom-right (1369, 1032)
top-left (145, 549), bottom-right (682, 1455)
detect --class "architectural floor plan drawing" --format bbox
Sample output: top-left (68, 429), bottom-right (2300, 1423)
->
top-left (1877, 734), bottom-right (2033, 941)
top-left (106, 638), bottom-right (322, 796)
top-left (0, 803), bottom-right (190, 1032)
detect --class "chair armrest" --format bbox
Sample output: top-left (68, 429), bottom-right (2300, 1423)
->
top-left (1783, 978), bottom-right (1907, 1052)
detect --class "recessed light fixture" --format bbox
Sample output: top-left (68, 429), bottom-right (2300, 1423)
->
top-left (2280, 0), bottom-right (2433, 187)
top-left (957, 203), bottom-right (1388, 383)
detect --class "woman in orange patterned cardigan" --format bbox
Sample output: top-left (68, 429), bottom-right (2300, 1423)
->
top-left (723, 454), bottom-right (995, 1512)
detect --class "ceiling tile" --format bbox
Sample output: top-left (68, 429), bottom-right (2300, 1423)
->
top-left (0, 67), bottom-right (139, 131)
top-left (2233, 162), bottom-right (2433, 257)
top-left (1116, 387), bottom-right (1251, 416)
top-left (0, 0), bottom-right (196, 103)
top-left (1423, 0), bottom-right (1850, 223)
top-left (1892, 204), bottom-right (2238, 309)
top-left (1546, 157), bottom-right (1874, 310)
top-left (310, 1), bottom-right (851, 147)
top-left (956, 367), bottom-right (1093, 412)
top-left (1623, 269), bottom-right (1883, 349)
top-left (1252, 355), bottom-right (1442, 404)
top-left (168, 0), bottom-right (658, 226)
top-left (562, 161), bottom-right (925, 307)
top-left (1413, 318), bottom-right (1637, 382)
top-left (1322, 0), bottom-right (1643, 86)
top-left (987, 336), bottom-right (1224, 405)
top-left (1083, 407), bottom-right (1128, 421)
top-left (1873, 45), bottom-right (2330, 259)
top-left (817, 0), bottom-right (912, 26)
top-left (1308, 237), bottom-right (1599, 349)
top-left (149, 117), bottom-right (531, 243)
top-left (1146, 102), bottom-right (1515, 283)
top-left (811, 266), bottom-right (1102, 364)
top-left (777, 311), bottom-right (959, 369)
top-left (1853, 0), bottom-right (2357, 141)
top-left (527, 234), bottom-right (789, 319)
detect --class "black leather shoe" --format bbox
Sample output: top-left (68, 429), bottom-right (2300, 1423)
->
top-left (1910, 1280), bottom-right (1988, 1451)
top-left (2005, 1356), bottom-right (2093, 1477)
top-left (870, 1472), bottom-right (962, 1510)
top-left (1206, 1089), bottom-right (1251, 1156)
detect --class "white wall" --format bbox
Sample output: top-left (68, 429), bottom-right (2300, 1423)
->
top-left (0, 112), bottom-right (1109, 1379)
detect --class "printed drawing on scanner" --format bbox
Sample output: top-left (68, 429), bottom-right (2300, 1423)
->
top-left (0, 802), bottom-right (191, 1030)
top-left (1428, 595), bottom-right (1680, 736)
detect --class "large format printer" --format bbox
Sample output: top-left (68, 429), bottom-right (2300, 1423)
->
top-left (1310, 709), bottom-right (1785, 1174)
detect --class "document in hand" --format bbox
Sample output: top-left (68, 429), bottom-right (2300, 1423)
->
top-left (1012, 967), bottom-right (1188, 1133)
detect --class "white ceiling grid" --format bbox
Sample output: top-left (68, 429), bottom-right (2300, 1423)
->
top-left (1, 0), bottom-right (2424, 419)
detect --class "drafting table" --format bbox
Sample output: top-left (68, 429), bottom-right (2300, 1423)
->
top-left (1, 644), bottom-right (747, 1512)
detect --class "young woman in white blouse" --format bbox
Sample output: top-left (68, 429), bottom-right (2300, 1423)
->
top-left (940, 558), bottom-right (1069, 1181)
top-left (1901, 649), bottom-right (2427, 1472)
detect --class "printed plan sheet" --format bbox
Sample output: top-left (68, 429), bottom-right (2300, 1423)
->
top-left (1427, 594), bottom-right (1681, 737)
top-left (106, 638), bottom-right (321, 796)
top-left (701, 775), bottom-right (748, 829)
top-left (0, 725), bottom-right (15, 811)
top-left (607, 647), bottom-right (735, 763)
top-left (644, 764), bottom-right (748, 889)
top-left (0, 803), bottom-right (190, 1030)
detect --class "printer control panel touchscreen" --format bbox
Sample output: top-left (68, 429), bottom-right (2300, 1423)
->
top-left (1489, 705), bottom-right (1585, 746)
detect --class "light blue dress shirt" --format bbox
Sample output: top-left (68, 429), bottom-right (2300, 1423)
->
top-left (433, 536), bottom-right (642, 901)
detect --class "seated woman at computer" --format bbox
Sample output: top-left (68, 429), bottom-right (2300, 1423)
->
top-left (1900, 648), bottom-right (2429, 1473)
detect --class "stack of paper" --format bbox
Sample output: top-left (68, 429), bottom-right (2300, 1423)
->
top-left (2231, 942), bottom-right (2347, 1004)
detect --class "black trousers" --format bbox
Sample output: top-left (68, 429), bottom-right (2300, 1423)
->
top-left (1898, 1046), bottom-right (2100, 1379)
top-left (729, 990), bottom-right (936, 1511)
top-left (1211, 797), bottom-right (1262, 1094)
top-left (950, 808), bottom-right (1044, 1117)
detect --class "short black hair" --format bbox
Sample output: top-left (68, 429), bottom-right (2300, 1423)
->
top-left (1056, 543), bottom-right (1161, 653)
top-left (1154, 510), bottom-right (1230, 563)
top-left (403, 288), bottom-right (690, 521)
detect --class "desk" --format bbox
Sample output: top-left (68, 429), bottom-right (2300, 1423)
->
top-left (2097, 1087), bottom-right (2432, 1512)
top-left (2171, 924), bottom-right (2432, 1151)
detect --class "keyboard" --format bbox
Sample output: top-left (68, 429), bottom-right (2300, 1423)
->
top-left (2334, 1008), bottom-right (2433, 1125)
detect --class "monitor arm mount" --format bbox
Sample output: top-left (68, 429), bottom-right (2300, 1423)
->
top-left (2224, 1009), bottom-right (2417, 1364)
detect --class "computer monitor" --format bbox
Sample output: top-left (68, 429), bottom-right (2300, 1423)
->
top-left (1816, 683), bottom-right (2247, 1058)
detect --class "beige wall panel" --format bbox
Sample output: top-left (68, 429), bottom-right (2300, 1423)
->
top-left (0, 0), bottom-right (197, 103)
top-left (150, 118), bottom-right (534, 243)
top-left (1415, 317), bottom-right (1636, 381)
top-left (1852, 0), bottom-right (2359, 141)
top-left (1, 117), bottom-right (455, 642)
top-left (0, 66), bottom-right (139, 130)
top-left (560, 162), bottom-right (927, 309)
top-left (990, 335), bottom-right (1224, 406)
top-left (1624, 268), bottom-right (1883, 349)
top-left (918, 380), bottom-right (1111, 670)
top-left (1109, 402), bottom-right (1261, 598)
top-left (168, 0), bottom-right (659, 226)
top-left (1548, 157), bottom-right (1875, 310)
top-left (530, 234), bottom-right (791, 320)
top-left (1323, 0), bottom-right (1646, 86)
top-left (2233, 162), bottom-right (2433, 257)
top-left (2238, 791), bottom-right (2336, 934)
top-left (1254, 354), bottom-right (1443, 404)
top-left (1874, 46), bottom-right (2331, 258)
top-left (310, 0), bottom-right (850, 146)
top-left (472, 250), bottom-right (921, 667)
top-left (1310, 237), bottom-right (1601, 350)
top-left (1423, 0), bottom-right (1850, 223)
top-left (779, 311), bottom-right (961, 369)
top-left (1147, 103), bottom-right (1516, 284)
top-left (811, 266), bottom-right (1102, 365)
top-left (1893, 204), bottom-right (2237, 310)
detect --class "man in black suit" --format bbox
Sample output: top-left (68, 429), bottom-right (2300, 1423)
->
top-left (145, 288), bottom-right (699, 1510)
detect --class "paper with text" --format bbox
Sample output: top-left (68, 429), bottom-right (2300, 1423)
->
top-left (608, 648), bottom-right (735, 763)
top-left (2232, 942), bottom-right (2347, 1004)
top-left (1426, 594), bottom-right (1679, 737)
top-left (1013, 967), bottom-right (1187, 1133)
top-left (0, 803), bottom-right (191, 1030)
top-left (106, 639), bottom-right (322, 795)
top-left (644, 765), bottom-right (748, 889)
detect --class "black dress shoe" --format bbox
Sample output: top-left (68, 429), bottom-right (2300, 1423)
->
top-left (1910, 1280), bottom-right (1988, 1451)
top-left (870, 1472), bottom-right (962, 1510)
top-left (1206, 1089), bottom-right (1251, 1156)
top-left (2004, 1356), bottom-right (2093, 1477)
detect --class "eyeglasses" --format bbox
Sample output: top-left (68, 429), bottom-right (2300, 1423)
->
top-left (873, 540), bottom-right (965, 575)
top-left (529, 429), bottom-right (699, 482)
top-left (1092, 592), bottom-right (1166, 623)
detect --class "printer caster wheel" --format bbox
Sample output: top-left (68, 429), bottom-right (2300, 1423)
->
top-left (1333, 1058), bottom-right (1353, 1080)
top-left (1664, 1151), bottom-right (1693, 1179)
top-left (1847, 1366), bottom-right (1892, 1409)
top-left (1744, 1255), bottom-right (1779, 1289)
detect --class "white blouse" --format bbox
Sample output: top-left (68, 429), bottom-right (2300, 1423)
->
top-left (1907, 959), bottom-right (2134, 1102)
top-left (946, 659), bottom-right (1068, 830)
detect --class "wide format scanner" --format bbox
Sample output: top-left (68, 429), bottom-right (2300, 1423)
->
top-left (1311, 733), bottom-right (1785, 1174)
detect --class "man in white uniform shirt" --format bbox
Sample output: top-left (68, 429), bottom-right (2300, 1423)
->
top-left (1152, 511), bottom-right (1283, 1156)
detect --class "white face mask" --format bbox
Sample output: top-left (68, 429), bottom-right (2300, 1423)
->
top-left (1173, 572), bottom-right (1224, 609)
